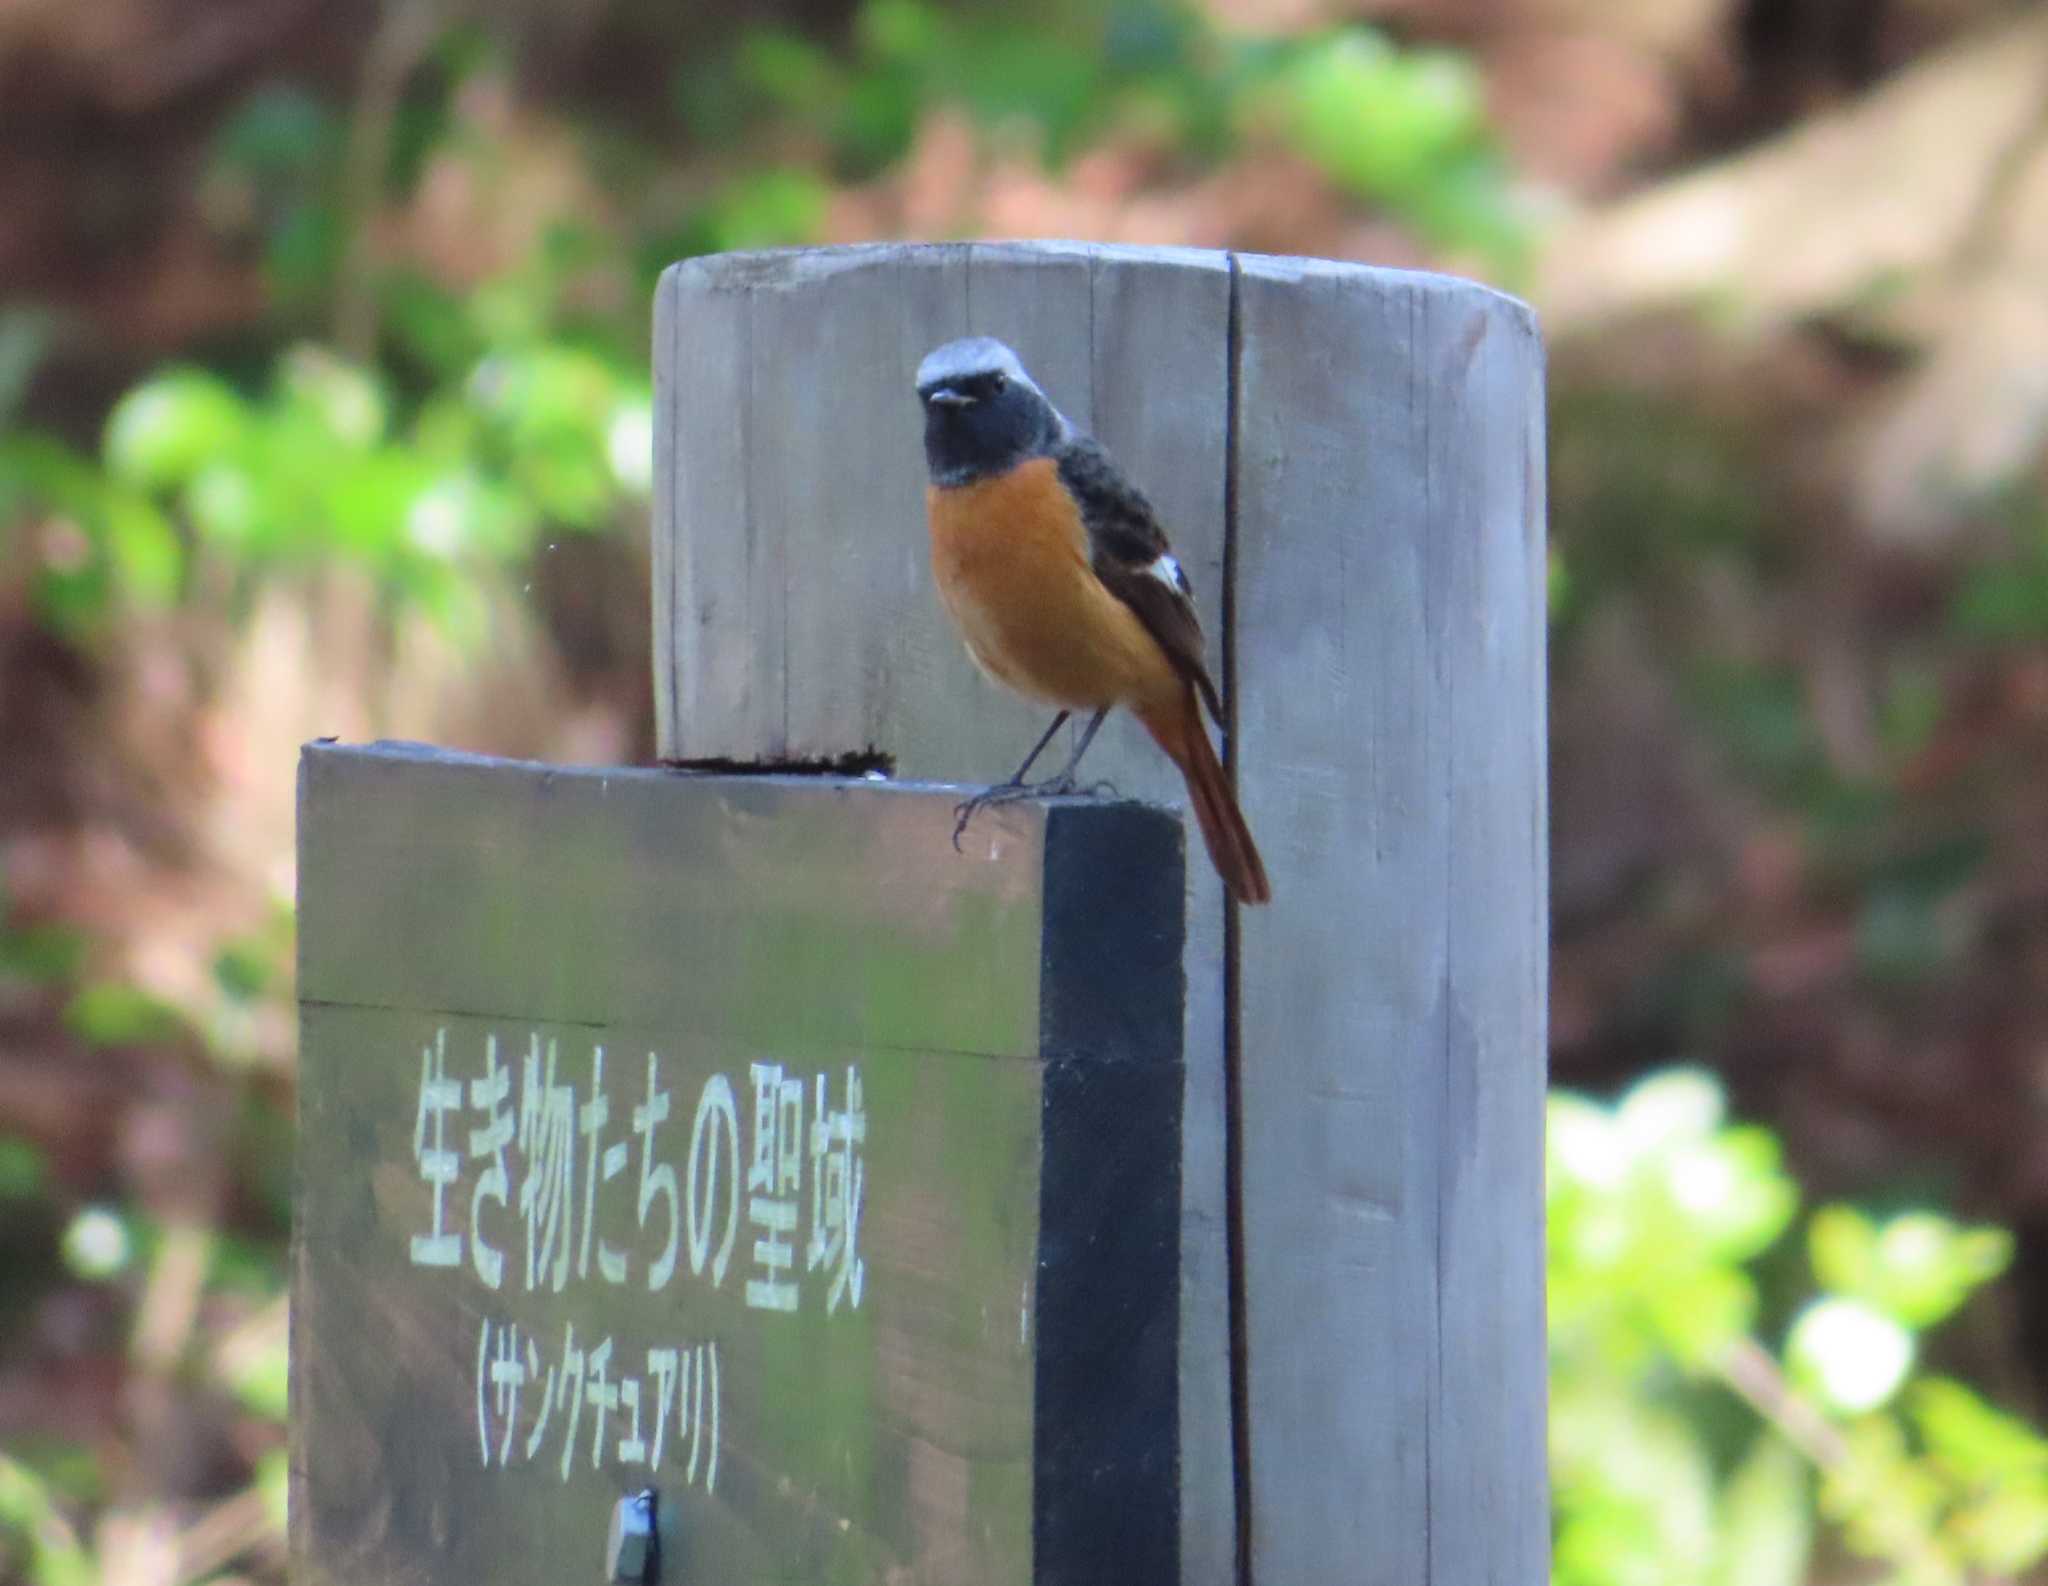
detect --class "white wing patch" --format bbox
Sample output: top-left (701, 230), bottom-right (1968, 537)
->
top-left (1147, 553), bottom-right (1188, 594)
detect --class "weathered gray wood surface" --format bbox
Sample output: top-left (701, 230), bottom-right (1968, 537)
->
top-left (659, 241), bottom-right (1242, 1584)
top-left (1232, 258), bottom-right (1549, 1584)
top-left (293, 742), bottom-right (1186, 1586)
top-left (654, 242), bottom-right (1548, 1586)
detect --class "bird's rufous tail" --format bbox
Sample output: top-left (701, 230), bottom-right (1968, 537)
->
top-left (1142, 687), bottom-right (1272, 906)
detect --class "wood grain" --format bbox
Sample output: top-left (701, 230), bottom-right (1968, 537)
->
top-left (1232, 255), bottom-right (1549, 1586)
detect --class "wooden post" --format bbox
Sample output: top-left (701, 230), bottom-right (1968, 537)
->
top-left (293, 744), bottom-right (1187, 1586)
top-left (655, 243), bottom-right (1549, 1585)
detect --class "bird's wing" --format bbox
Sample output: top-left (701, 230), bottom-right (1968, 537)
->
top-left (1055, 436), bottom-right (1225, 726)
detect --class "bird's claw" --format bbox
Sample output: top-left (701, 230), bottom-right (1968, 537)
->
top-left (951, 773), bottom-right (1121, 849)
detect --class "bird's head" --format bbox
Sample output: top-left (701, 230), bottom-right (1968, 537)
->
top-left (915, 337), bottom-right (1068, 487)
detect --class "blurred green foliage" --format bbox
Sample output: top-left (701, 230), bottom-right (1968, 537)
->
top-left (1, 4), bottom-right (1518, 649)
top-left (681, 0), bottom-right (1522, 260)
top-left (0, 281), bottom-right (649, 646)
top-left (1552, 1070), bottom-right (2048, 1586)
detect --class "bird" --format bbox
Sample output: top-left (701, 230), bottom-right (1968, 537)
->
top-left (915, 335), bottom-right (1271, 906)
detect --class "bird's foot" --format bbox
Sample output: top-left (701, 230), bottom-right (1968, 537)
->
top-left (950, 772), bottom-right (1110, 850)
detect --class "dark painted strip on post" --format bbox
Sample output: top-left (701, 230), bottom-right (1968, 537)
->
top-left (1220, 248), bottom-right (1256, 1586)
top-left (1033, 802), bottom-right (1186, 1586)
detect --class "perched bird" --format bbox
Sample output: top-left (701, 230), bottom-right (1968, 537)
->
top-left (915, 336), bottom-right (1271, 906)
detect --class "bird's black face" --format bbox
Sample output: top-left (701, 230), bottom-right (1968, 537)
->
top-left (916, 340), bottom-right (1063, 487)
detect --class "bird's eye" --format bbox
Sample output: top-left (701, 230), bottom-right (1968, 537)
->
top-left (989, 371), bottom-right (1008, 394)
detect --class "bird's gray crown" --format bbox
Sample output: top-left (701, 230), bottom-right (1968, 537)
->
top-left (915, 337), bottom-right (1043, 400)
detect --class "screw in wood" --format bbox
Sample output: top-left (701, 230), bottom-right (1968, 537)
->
top-left (606, 1488), bottom-right (659, 1584)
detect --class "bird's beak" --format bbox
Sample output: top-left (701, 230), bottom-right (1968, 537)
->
top-left (924, 386), bottom-right (972, 409)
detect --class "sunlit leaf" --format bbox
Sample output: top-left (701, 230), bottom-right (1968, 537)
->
top-left (1273, 31), bottom-right (1488, 205)
top-left (1810, 1205), bottom-right (1879, 1298)
top-left (1955, 1480), bottom-right (2048, 1573)
top-left (255, 1448), bottom-right (290, 1532)
top-left (1712, 1434), bottom-right (1811, 1586)
top-left (1615, 1068), bottom-right (1725, 1156)
top-left (185, 460), bottom-right (263, 549)
top-left (1912, 1377), bottom-right (2048, 1483)
top-left (278, 346), bottom-right (387, 449)
top-left (1814, 1209), bottom-right (2011, 1329)
top-left (1788, 1297), bottom-right (1913, 1413)
top-left (0, 1452), bottom-right (93, 1586)
top-left (696, 167), bottom-right (830, 252)
top-left (105, 371), bottom-right (249, 491)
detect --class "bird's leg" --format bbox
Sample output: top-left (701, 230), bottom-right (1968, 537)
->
top-left (1037, 706), bottom-right (1109, 794)
top-left (1005, 710), bottom-right (1071, 787)
top-left (952, 708), bottom-right (1114, 849)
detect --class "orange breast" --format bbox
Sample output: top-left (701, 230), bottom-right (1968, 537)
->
top-left (927, 458), bottom-right (1179, 713)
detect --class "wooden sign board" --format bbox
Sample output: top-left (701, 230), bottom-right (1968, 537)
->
top-left (291, 742), bottom-right (1187, 1586)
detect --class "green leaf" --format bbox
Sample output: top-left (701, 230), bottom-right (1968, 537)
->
top-left (264, 199), bottom-right (347, 306)
top-left (211, 84), bottom-right (338, 178)
top-left (857, 0), bottom-right (941, 62)
top-left (0, 1452), bottom-right (92, 1586)
top-left (1810, 1205), bottom-right (1879, 1298)
top-left (1952, 560), bottom-right (2048, 640)
top-left (0, 922), bottom-right (85, 985)
top-left (0, 434), bottom-right (102, 517)
top-left (1961, 1487), bottom-right (2048, 1573)
top-left (255, 1448), bottom-right (290, 1532)
top-left (738, 29), bottom-right (843, 112)
top-left (1912, 1377), bottom-right (2048, 1483)
top-left (1615, 1067), bottom-right (1725, 1155)
top-left (1271, 30), bottom-right (1494, 216)
top-left (1788, 1296), bottom-right (1914, 1413)
top-left (320, 448), bottom-right (432, 559)
top-left (184, 460), bottom-right (263, 549)
top-left (1813, 1208), bottom-right (2011, 1329)
top-left (104, 494), bottom-right (182, 606)
top-left (0, 1136), bottom-right (46, 1200)
top-left (1712, 1434), bottom-right (1811, 1586)
top-left (695, 167), bottom-right (830, 253)
top-left (1662, 1127), bottom-right (1797, 1260)
top-left (213, 940), bottom-right (272, 1002)
top-left (1646, 1263), bottom-right (1757, 1365)
top-left (1552, 1385), bottom-right (1720, 1586)
top-left (63, 982), bottom-right (185, 1048)
top-left (104, 371), bottom-right (249, 491)
top-left (277, 345), bottom-right (387, 449)
top-left (31, 554), bottom-right (113, 639)
top-left (224, 1330), bottom-right (289, 1423)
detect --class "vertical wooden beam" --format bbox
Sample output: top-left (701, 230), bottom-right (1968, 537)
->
top-left (653, 243), bottom-right (1548, 1585)
top-left (1232, 257), bottom-right (1548, 1586)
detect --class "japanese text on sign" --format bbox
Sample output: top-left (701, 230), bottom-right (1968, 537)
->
top-left (407, 1030), bottom-right (867, 1316)
top-left (399, 1029), bottom-right (871, 1490)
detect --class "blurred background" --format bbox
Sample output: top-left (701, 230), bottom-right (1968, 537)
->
top-left (4, 0), bottom-right (2048, 1581)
